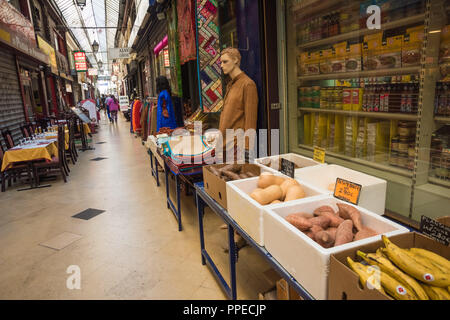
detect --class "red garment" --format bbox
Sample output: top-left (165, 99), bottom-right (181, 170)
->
top-left (132, 99), bottom-right (143, 132)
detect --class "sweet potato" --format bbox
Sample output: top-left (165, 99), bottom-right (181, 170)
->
top-left (209, 166), bottom-right (221, 177)
top-left (222, 170), bottom-right (241, 181)
top-left (304, 230), bottom-right (315, 240)
top-left (239, 173), bottom-right (249, 179)
top-left (313, 205), bottom-right (337, 216)
top-left (292, 212), bottom-right (314, 219)
top-left (246, 172), bottom-right (257, 178)
top-left (326, 227), bottom-right (338, 239)
top-left (285, 214), bottom-right (312, 231)
top-left (309, 215), bottom-right (331, 229)
top-left (334, 220), bottom-right (354, 246)
top-left (314, 230), bottom-right (335, 248)
top-left (221, 164), bottom-right (241, 173)
top-left (336, 203), bottom-right (363, 232)
top-left (309, 225), bottom-right (324, 238)
top-left (315, 211), bottom-right (344, 228)
top-left (354, 227), bottom-right (378, 241)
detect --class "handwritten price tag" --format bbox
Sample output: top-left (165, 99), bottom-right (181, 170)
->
top-left (420, 216), bottom-right (450, 246)
top-left (313, 146), bottom-right (326, 164)
top-left (333, 178), bottom-right (362, 205)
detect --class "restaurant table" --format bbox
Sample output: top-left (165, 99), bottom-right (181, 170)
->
top-left (194, 182), bottom-right (315, 301)
top-left (1, 140), bottom-right (58, 190)
top-left (42, 131), bottom-right (69, 150)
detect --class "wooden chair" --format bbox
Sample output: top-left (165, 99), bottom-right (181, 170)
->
top-left (0, 141), bottom-right (30, 192)
top-left (65, 118), bottom-right (77, 164)
top-left (33, 126), bottom-right (67, 184)
top-left (20, 125), bottom-right (30, 139)
top-left (1, 129), bottom-right (15, 149)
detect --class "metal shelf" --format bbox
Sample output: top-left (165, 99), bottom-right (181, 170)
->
top-left (298, 14), bottom-right (426, 50)
top-left (298, 144), bottom-right (414, 178)
top-left (298, 67), bottom-right (421, 82)
top-left (435, 116), bottom-right (450, 123)
top-left (298, 108), bottom-right (419, 121)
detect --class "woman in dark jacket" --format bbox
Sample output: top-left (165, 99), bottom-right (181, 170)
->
top-left (156, 76), bottom-right (177, 132)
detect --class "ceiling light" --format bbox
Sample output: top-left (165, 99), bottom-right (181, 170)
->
top-left (97, 60), bottom-right (103, 69)
top-left (76, 0), bottom-right (86, 10)
top-left (92, 40), bottom-right (99, 53)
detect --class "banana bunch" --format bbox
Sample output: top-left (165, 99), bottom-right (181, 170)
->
top-left (346, 235), bottom-right (450, 300)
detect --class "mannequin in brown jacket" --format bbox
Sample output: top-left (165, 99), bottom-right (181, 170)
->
top-left (218, 47), bottom-right (258, 163)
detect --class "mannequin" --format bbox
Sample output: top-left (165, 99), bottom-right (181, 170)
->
top-left (218, 47), bottom-right (258, 162)
top-left (218, 48), bottom-right (258, 251)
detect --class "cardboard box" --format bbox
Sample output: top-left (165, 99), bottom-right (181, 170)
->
top-left (328, 232), bottom-right (450, 300)
top-left (294, 164), bottom-right (387, 215)
top-left (264, 196), bottom-right (409, 300)
top-left (276, 279), bottom-right (304, 300)
top-left (203, 164), bottom-right (261, 210)
top-left (254, 153), bottom-right (325, 176)
top-left (259, 288), bottom-right (277, 300)
top-left (226, 176), bottom-right (326, 246)
top-left (436, 216), bottom-right (450, 227)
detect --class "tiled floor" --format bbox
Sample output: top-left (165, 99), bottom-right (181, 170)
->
top-left (0, 113), bottom-right (275, 300)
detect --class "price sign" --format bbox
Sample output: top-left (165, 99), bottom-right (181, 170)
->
top-left (420, 216), bottom-right (450, 246)
top-left (333, 178), bottom-right (362, 205)
top-left (280, 158), bottom-right (295, 178)
top-left (313, 146), bottom-right (326, 164)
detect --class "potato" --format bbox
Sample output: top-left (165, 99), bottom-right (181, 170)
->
top-left (250, 185), bottom-right (283, 205)
top-left (285, 214), bottom-right (312, 231)
top-left (271, 200), bottom-right (282, 205)
top-left (291, 212), bottom-right (314, 219)
top-left (280, 179), bottom-right (300, 200)
top-left (326, 227), bottom-right (338, 239)
top-left (336, 203), bottom-right (363, 232)
top-left (239, 173), bottom-right (249, 179)
top-left (246, 172), bottom-right (257, 178)
top-left (284, 185), bottom-right (306, 202)
top-left (221, 164), bottom-right (241, 173)
top-left (309, 225), bottom-right (324, 237)
top-left (209, 166), bottom-right (221, 177)
top-left (304, 230), bottom-right (315, 240)
top-left (334, 220), bottom-right (354, 246)
top-left (354, 227), bottom-right (378, 241)
top-left (309, 215), bottom-right (331, 229)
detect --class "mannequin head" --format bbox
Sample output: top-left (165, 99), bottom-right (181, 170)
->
top-left (220, 48), bottom-right (242, 79)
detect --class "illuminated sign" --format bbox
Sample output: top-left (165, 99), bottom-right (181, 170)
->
top-left (74, 51), bottom-right (87, 72)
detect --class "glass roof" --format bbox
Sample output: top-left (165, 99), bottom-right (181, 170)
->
top-left (55, 0), bottom-right (120, 75)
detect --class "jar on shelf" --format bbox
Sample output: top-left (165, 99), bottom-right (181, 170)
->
top-left (408, 145), bottom-right (416, 158)
top-left (397, 152), bottom-right (409, 168)
top-left (398, 138), bottom-right (414, 153)
top-left (391, 137), bottom-right (400, 152)
top-left (389, 151), bottom-right (399, 166)
top-left (398, 121), bottom-right (416, 137)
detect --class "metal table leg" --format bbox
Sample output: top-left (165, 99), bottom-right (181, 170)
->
top-left (165, 162), bottom-right (170, 209)
top-left (228, 224), bottom-right (237, 300)
top-left (175, 173), bottom-right (182, 231)
top-left (196, 193), bottom-right (206, 266)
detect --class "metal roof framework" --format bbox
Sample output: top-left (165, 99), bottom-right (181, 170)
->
top-left (54, 0), bottom-right (120, 75)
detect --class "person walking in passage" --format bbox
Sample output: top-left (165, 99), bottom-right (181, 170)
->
top-left (108, 95), bottom-right (119, 123)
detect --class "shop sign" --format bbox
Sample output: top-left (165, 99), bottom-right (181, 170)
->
top-left (74, 51), bottom-right (87, 72)
top-left (37, 36), bottom-right (57, 71)
top-left (108, 48), bottom-right (131, 59)
top-left (66, 83), bottom-right (72, 93)
top-left (119, 96), bottom-right (129, 110)
top-left (333, 178), bottom-right (362, 206)
top-left (88, 68), bottom-right (98, 76)
top-left (164, 48), bottom-right (170, 67)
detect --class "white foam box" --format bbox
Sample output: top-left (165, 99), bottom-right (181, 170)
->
top-left (226, 176), bottom-right (327, 246)
top-left (295, 164), bottom-right (387, 215)
top-left (263, 196), bottom-right (409, 300)
top-left (254, 153), bottom-right (326, 175)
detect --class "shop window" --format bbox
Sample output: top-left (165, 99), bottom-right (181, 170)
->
top-left (285, 0), bottom-right (450, 221)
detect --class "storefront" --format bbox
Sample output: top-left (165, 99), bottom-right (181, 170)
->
top-left (277, 0), bottom-right (450, 222)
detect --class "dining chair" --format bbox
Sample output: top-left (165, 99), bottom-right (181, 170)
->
top-left (33, 126), bottom-right (67, 185)
top-left (66, 118), bottom-right (77, 164)
top-left (20, 125), bottom-right (30, 139)
top-left (1, 129), bottom-right (15, 149)
top-left (0, 140), bottom-right (30, 192)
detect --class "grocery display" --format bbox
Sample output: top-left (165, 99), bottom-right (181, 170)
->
top-left (285, 0), bottom-right (450, 222)
top-left (346, 235), bottom-right (450, 300)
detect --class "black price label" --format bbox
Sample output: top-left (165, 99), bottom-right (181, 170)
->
top-left (280, 158), bottom-right (295, 178)
top-left (420, 216), bottom-right (450, 246)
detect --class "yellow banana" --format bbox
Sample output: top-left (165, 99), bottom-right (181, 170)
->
top-left (347, 257), bottom-right (386, 295)
top-left (421, 284), bottom-right (450, 300)
top-left (379, 269), bottom-right (418, 300)
top-left (357, 250), bottom-right (427, 300)
top-left (382, 235), bottom-right (450, 288)
top-left (407, 248), bottom-right (450, 272)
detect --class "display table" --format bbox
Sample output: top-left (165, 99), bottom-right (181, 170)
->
top-left (164, 157), bottom-right (203, 232)
top-left (194, 182), bottom-right (315, 300)
top-left (146, 138), bottom-right (165, 187)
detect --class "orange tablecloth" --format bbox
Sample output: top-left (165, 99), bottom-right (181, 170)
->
top-left (1, 141), bottom-right (58, 172)
top-left (43, 131), bottom-right (69, 150)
